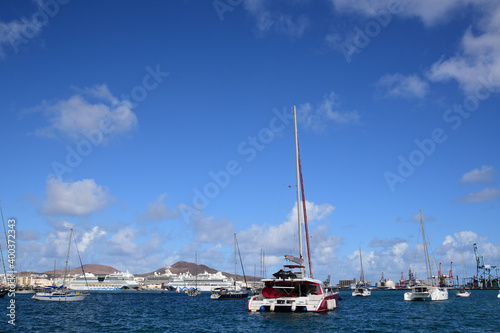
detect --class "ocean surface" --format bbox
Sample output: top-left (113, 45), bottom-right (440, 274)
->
top-left (2, 289), bottom-right (499, 332)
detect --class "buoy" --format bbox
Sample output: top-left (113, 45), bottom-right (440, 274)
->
top-left (291, 303), bottom-right (297, 312)
top-left (259, 306), bottom-right (265, 312)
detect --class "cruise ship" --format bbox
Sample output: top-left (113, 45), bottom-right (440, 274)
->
top-left (68, 271), bottom-right (140, 291)
top-left (167, 270), bottom-right (235, 292)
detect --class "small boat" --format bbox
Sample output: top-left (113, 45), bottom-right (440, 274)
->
top-left (187, 252), bottom-right (202, 297)
top-left (33, 229), bottom-right (89, 302)
top-left (352, 247), bottom-right (371, 297)
top-left (352, 285), bottom-right (371, 297)
top-left (16, 286), bottom-right (36, 294)
top-left (210, 286), bottom-right (249, 299)
top-left (456, 253), bottom-right (471, 298)
top-left (247, 106), bottom-right (340, 312)
top-left (404, 210), bottom-right (448, 301)
top-left (32, 288), bottom-right (88, 302)
top-left (211, 234), bottom-right (249, 300)
top-left (456, 287), bottom-right (471, 298)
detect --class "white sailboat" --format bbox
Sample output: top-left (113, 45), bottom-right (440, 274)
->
top-left (456, 253), bottom-right (471, 297)
top-left (33, 229), bottom-right (89, 302)
top-left (247, 105), bottom-right (340, 312)
top-left (352, 247), bottom-right (371, 297)
top-left (404, 210), bottom-right (448, 301)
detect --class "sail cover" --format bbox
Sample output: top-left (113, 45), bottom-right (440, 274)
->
top-left (284, 255), bottom-right (304, 265)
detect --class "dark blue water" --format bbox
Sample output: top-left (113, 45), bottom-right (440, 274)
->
top-left (2, 290), bottom-right (499, 332)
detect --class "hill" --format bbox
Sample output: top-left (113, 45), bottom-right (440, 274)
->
top-left (40, 264), bottom-right (120, 277)
top-left (136, 261), bottom-right (257, 282)
top-left (28, 262), bottom-right (257, 281)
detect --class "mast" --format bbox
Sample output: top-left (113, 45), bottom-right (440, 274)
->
top-left (420, 210), bottom-right (433, 284)
top-left (359, 247), bottom-right (365, 284)
top-left (62, 228), bottom-right (73, 288)
top-left (298, 141), bottom-right (313, 278)
top-left (235, 234), bottom-right (247, 286)
top-left (293, 105), bottom-right (304, 277)
top-left (234, 233), bottom-right (237, 287)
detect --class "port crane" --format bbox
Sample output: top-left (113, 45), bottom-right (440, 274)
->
top-left (473, 243), bottom-right (499, 288)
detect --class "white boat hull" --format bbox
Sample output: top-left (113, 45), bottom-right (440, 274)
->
top-left (404, 286), bottom-right (448, 301)
top-left (352, 289), bottom-right (371, 297)
top-left (248, 294), bottom-right (338, 312)
top-left (32, 292), bottom-right (88, 302)
top-left (456, 291), bottom-right (471, 298)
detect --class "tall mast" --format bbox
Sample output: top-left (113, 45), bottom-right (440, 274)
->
top-left (420, 210), bottom-right (433, 283)
top-left (293, 105), bottom-right (304, 276)
top-left (62, 228), bottom-right (73, 288)
top-left (234, 233), bottom-right (237, 287)
top-left (359, 247), bottom-right (365, 283)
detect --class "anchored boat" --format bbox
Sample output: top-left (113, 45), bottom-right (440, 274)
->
top-left (404, 210), bottom-right (448, 301)
top-left (247, 106), bottom-right (340, 312)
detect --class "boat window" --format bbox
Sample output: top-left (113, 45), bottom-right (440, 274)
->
top-left (307, 284), bottom-right (318, 295)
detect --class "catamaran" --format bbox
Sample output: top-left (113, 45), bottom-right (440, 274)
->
top-left (352, 247), bottom-right (371, 297)
top-left (404, 210), bottom-right (448, 301)
top-left (247, 105), bottom-right (340, 312)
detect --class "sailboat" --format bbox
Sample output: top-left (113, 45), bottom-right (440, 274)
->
top-left (211, 233), bottom-right (249, 300)
top-left (32, 229), bottom-right (89, 302)
top-left (352, 247), bottom-right (371, 297)
top-left (187, 251), bottom-right (201, 297)
top-left (456, 253), bottom-right (470, 297)
top-left (404, 210), bottom-right (448, 301)
top-left (247, 105), bottom-right (340, 312)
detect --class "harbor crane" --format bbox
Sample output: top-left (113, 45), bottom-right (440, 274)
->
top-left (473, 243), bottom-right (499, 288)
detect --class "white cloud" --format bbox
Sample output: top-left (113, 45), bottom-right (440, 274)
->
top-left (42, 177), bottom-right (113, 216)
top-left (186, 211), bottom-right (235, 244)
top-left (377, 73), bottom-right (429, 99)
top-left (108, 227), bottom-right (139, 256)
top-left (426, 4), bottom-right (500, 95)
top-left (34, 84), bottom-right (137, 142)
top-left (78, 226), bottom-right (107, 252)
top-left (460, 165), bottom-right (495, 183)
top-left (140, 193), bottom-right (179, 222)
top-left (297, 92), bottom-right (359, 132)
top-left (236, 200), bottom-right (336, 276)
top-left (0, 6), bottom-right (44, 59)
top-left (329, 0), bottom-right (482, 27)
top-left (456, 187), bottom-right (500, 203)
top-left (453, 231), bottom-right (479, 245)
top-left (243, 0), bottom-right (309, 38)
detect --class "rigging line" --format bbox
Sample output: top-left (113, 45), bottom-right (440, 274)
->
top-left (412, 214), bottom-right (421, 275)
top-left (0, 201), bottom-right (10, 282)
top-left (73, 230), bottom-right (90, 290)
top-left (297, 139), bottom-right (313, 279)
top-left (235, 234), bottom-right (247, 285)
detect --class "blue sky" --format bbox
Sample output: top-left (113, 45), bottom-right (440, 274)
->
top-left (1, 0), bottom-right (500, 284)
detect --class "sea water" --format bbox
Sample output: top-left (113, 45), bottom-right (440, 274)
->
top-left (2, 289), bottom-right (499, 332)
